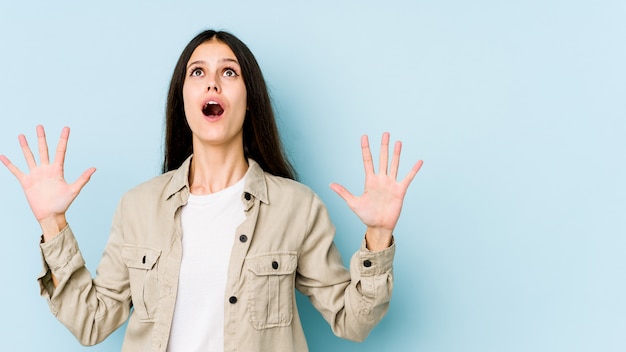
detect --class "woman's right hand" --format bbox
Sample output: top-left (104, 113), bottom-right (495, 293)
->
top-left (0, 125), bottom-right (96, 240)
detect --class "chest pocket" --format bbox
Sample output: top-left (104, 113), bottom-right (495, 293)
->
top-left (246, 252), bottom-right (298, 329)
top-left (122, 245), bottom-right (161, 322)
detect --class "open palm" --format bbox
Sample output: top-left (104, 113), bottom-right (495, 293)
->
top-left (0, 125), bottom-right (95, 228)
top-left (330, 133), bottom-right (422, 249)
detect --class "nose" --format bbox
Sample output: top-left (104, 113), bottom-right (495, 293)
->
top-left (207, 75), bottom-right (221, 92)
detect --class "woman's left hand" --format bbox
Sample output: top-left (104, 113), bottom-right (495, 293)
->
top-left (330, 132), bottom-right (423, 251)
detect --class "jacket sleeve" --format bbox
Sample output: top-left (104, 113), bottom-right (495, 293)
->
top-left (38, 199), bottom-right (131, 346)
top-left (294, 193), bottom-right (395, 342)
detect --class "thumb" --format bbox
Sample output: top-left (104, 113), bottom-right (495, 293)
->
top-left (329, 182), bottom-right (355, 205)
top-left (70, 167), bottom-right (96, 194)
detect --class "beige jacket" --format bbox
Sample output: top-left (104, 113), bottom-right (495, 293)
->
top-left (38, 157), bottom-right (395, 351)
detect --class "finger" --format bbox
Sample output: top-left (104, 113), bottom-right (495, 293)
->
top-left (18, 134), bottom-right (37, 169)
top-left (69, 167), bottom-right (97, 194)
top-left (389, 140), bottom-right (402, 180)
top-left (0, 154), bottom-right (25, 180)
top-left (54, 127), bottom-right (70, 167)
top-left (378, 132), bottom-right (390, 175)
top-left (401, 160), bottom-right (424, 189)
top-left (37, 125), bottom-right (50, 165)
top-left (361, 135), bottom-right (375, 176)
top-left (329, 182), bottom-right (356, 205)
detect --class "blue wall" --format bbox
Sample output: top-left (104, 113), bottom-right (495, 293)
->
top-left (1, 1), bottom-right (625, 351)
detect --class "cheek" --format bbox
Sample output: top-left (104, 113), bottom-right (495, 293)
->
top-left (182, 84), bottom-right (196, 113)
top-left (237, 88), bottom-right (248, 111)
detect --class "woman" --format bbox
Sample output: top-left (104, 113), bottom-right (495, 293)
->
top-left (0, 30), bottom-right (422, 352)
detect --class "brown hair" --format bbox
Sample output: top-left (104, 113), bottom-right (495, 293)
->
top-left (162, 30), bottom-right (296, 180)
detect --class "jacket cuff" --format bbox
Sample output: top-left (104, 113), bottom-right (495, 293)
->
top-left (354, 237), bottom-right (395, 276)
top-left (38, 225), bottom-right (86, 284)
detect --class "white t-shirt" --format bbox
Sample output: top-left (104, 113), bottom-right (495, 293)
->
top-left (167, 177), bottom-right (246, 352)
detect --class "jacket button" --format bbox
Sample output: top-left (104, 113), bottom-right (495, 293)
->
top-left (244, 192), bottom-right (251, 201)
top-left (229, 296), bottom-right (238, 304)
top-left (239, 234), bottom-right (248, 243)
top-left (272, 261), bottom-right (279, 270)
top-left (363, 259), bottom-right (372, 268)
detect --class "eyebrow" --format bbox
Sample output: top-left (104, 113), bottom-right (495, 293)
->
top-left (186, 58), bottom-right (240, 69)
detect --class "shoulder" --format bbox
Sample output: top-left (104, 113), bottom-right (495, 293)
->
top-left (122, 157), bottom-right (190, 203)
top-left (121, 171), bottom-right (177, 203)
top-left (263, 173), bottom-right (323, 206)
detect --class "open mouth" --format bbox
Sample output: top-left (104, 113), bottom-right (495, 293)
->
top-left (202, 101), bottom-right (224, 117)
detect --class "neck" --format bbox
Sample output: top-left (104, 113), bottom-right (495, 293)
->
top-left (188, 142), bottom-right (248, 195)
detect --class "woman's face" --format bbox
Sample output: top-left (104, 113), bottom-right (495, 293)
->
top-left (183, 40), bottom-right (247, 152)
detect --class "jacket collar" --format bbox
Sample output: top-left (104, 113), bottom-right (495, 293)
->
top-left (165, 155), bottom-right (269, 204)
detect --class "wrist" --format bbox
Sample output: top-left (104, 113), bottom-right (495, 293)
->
top-left (39, 215), bottom-right (68, 242)
top-left (365, 227), bottom-right (393, 251)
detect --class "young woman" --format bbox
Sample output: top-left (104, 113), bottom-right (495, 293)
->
top-left (0, 30), bottom-right (422, 352)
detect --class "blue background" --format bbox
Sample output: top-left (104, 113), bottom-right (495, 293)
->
top-left (1, 1), bottom-right (625, 351)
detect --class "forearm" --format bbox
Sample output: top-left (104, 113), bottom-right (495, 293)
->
top-left (298, 239), bottom-right (396, 342)
top-left (39, 226), bottom-right (131, 345)
top-left (310, 243), bottom-right (396, 342)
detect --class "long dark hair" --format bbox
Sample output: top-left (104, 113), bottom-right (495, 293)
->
top-left (162, 30), bottom-right (296, 180)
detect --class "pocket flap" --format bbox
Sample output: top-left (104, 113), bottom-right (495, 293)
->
top-left (247, 252), bottom-right (297, 276)
top-left (122, 245), bottom-right (161, 270)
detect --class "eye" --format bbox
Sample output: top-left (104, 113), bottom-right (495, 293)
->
top-left (190, 67), bottom-right (203, 77)
top-left (223, 68), bottom-right (238, 77)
